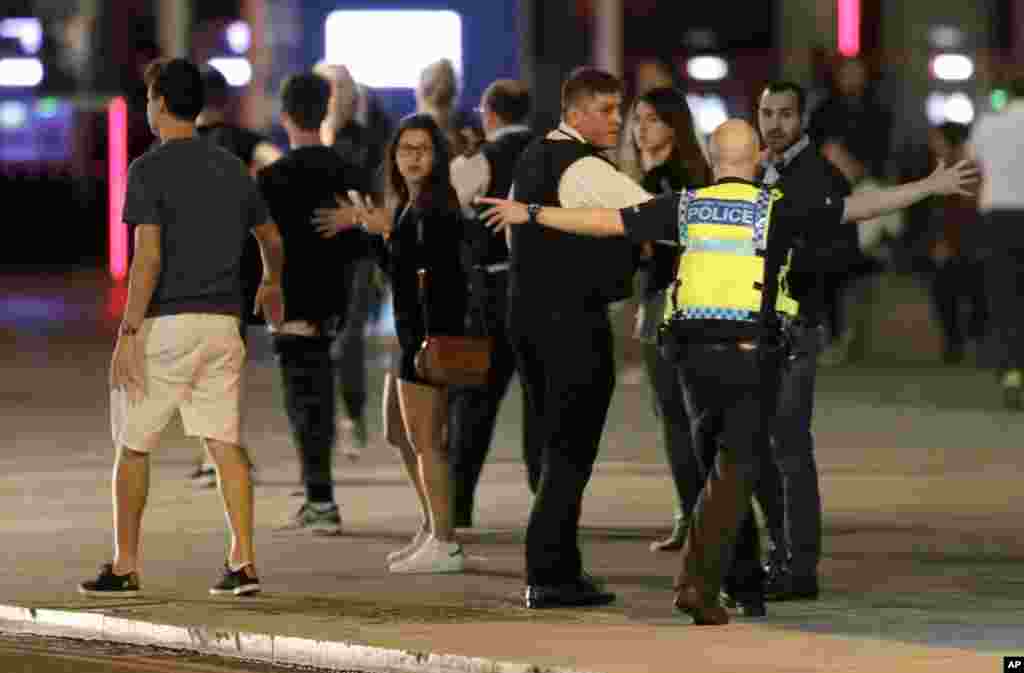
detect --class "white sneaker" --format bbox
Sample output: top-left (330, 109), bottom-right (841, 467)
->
top-left (385, 528), bottom-right (429, 564)
top-left (388, 536), bottom-right (464, 574)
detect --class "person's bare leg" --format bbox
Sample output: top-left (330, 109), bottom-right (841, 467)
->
top-left (204, 438), bottom-right (256, 570)
top-left (112, 445), bottom-right (151, 574)
top-left (384, 374), bottom-right (430, 530)
top-left (397, 380), bottom-right (453, 543)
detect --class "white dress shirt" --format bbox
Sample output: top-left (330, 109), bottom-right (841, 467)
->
top-left (552, 123), bottom-right (653, 208)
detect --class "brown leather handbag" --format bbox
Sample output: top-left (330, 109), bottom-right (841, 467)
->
top-left (414, 269), bottom-right (493, 387)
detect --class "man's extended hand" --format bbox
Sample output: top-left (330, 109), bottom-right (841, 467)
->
top-left (110, 334), bottom-right (146, 404)
top-left (928, 158), bottom-right (980, 197)
top-left (254, 281), bottom-right (284, 328)
top-left (476, 196), bottom-right (530, 233)
top-left (312, 194), bottom-right (360, 239)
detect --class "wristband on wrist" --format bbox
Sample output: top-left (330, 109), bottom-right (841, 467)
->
top-left (119, 322), bottom-right (139, 337)
top-left (527, 203), bottom-right (542, 225)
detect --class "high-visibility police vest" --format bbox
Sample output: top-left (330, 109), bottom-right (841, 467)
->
top-left (663, 181), bottom-right (799, 325)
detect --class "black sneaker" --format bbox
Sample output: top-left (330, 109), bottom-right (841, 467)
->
top-left (189, 464), bottom-right (217, 489)
top-left (719, 590), bottom-right (767, 618)
top-left (210, 563), bottom-right (261, 596)
top-left (78, 563), bottom-right (140, 598)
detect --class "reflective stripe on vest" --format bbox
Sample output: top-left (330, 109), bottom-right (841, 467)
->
top-left (664, 182), bottom-right (799, 324)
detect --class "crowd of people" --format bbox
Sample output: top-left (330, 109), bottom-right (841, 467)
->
top-left (82, 46), bottom-right (1002, 626)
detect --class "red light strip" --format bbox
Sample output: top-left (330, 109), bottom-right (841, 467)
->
top-left (838, 0), bottom-right (861, 57)
top-left (108, 96), bottom-right (128, 281)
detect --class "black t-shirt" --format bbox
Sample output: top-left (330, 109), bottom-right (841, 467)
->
top-left (123, 138), bottom-right (268, 318)
top-left (257, 145), bottom-right (369, 324)
top-left (620, 177), bottom-right (849, 331)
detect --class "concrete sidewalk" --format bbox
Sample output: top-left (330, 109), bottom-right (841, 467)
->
top-left (0, 270), bottom-right (1021, 672)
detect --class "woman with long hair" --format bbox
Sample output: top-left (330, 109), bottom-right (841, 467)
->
top-left (629, 87), bottom-right (712, 552)
top-left (350, 114), bottom-right (469, 573)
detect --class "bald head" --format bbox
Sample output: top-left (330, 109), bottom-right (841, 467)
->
top-left (708, 119), bottom-right (761, 181)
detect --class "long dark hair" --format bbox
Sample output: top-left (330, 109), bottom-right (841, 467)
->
top-left (633, 87), bottom-right (712, 187)
top-left (384, 113), bottom-right (459, 214)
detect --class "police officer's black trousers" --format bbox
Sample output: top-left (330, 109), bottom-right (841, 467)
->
top-left (510, 305), bottom-right (615, 587)
top-left (674, 342), bottom-right (783, 602)
top-left (273, 334), bottom-right (337, 503)
top-left (754, 324), bottom-right (823, 578)
top-left (448, 272), bottom-right (540, 527)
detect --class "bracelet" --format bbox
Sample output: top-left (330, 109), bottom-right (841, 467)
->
top-left (119, 322), bottom-right (139, 337)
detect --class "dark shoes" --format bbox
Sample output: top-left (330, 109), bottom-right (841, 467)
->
top-left (649, 515), bottom-right (688, 552)
top-left (78, 563), bottom-right (140, 598)
top-left (764, 567), bottom-right (819, 602)
top-left (210, 563), bottom-right (261, 596)
top-left (673, 585), bottom-right (729, 625)
top-left (719, 590), bottom-right (767, 618)
top-left (524, 574), bottom-right (616, 609)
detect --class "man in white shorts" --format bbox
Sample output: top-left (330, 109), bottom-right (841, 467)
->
top-left (78, 57), bottom-right (284, 598)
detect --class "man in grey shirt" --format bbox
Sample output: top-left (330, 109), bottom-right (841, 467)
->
top-left (79, 58), bottom-right (285, 598)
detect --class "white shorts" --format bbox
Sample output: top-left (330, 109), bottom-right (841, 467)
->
top-left (111, 313), bottom-right (245, 452)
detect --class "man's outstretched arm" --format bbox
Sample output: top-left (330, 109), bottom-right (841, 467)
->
top-left (841, 158), bottom-right (978, 223)
top-left (478, 197), bottom-right (626, 237)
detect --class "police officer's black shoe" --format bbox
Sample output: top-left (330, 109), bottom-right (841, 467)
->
top-left (764, 568), bottom-right (819, 602)
top-left (524, 575), bottom-right (616, 609)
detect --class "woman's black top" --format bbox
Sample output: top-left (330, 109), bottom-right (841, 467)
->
top-left (376, 196), bottom-right (468, 360)
top-left (640, 152), bottom-right (694, 296)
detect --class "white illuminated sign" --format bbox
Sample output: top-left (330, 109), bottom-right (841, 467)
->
top-left (324, 10), bottom-right (463, 89)
top-left (0, 18), bottom-right (43, 54)
top-left (0, 58), bottom-right (44, 87)
top-left (686, 56), bottom-right (729, 82)
top-left (208, 57), bottom-right (252, 87)
top-left (226, 21), bottom-right (251, 55)
top-left (931, 53), bottom-right (974, 82)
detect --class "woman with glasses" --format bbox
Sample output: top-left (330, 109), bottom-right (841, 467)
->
top-left (629, 87), bottom-right (712, 552)
top-left (346, 114), bottom-right (469, 573)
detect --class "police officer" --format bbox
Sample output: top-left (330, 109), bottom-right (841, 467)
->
top-left (480, 118), bottom-right (977, 624)
top-left (448, 80), bottom-right (538, 527)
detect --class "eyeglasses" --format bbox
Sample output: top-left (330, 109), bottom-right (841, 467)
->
top-left (397, 144), bottom-right (433, 158)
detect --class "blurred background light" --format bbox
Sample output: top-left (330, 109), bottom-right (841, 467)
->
top-left (0, 100), bottom-right (28, 129)
top-left (686, 56), bottom-right (728, 82)
top-left (837, 0), bottom-right (861, 57)
top-left (931, 53), bottom-right (974, 82)
top-left (0, 57), bottom-right (44, 87)
top-left (0, 18), bottom-right (43, 55)
top-left (991, 88), bottom-right (1008, 112)
top-left (929, 25), bottom-right (964, 49)
top-left (208, 57), bottom-right (252, 86)
top-left (927, 91), bottom-right (975, 125)
top-left (226, 20), bottom-right (251, 55)
top-left (324, 10), bottom-right (462, 89)
top-left (686, 93), bottom-right (729, 135)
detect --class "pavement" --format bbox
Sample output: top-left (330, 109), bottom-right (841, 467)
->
top-left (0, 268), bottom-right (1022, 673)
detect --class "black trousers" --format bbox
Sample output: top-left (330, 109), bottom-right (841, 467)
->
top-left (754, 324), bottom-right (823, 578)
top-left (643, 342), bottom-right (699, 516)
top-left (331, 259), bottom-right (376, 423)
top-left (930, 256), bottom-right (987, 358)
top-left (511, 304), bottom-right (615, 587)
top-left (674, 341), bottom-right (783, 601)
top-left (274, 334), bottom-right (336, 502)
top-left (448, 272), bottom-right (540, 526)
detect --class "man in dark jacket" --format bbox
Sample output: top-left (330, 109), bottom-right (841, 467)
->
top-left (753, 81), bottom-right (852, 603)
